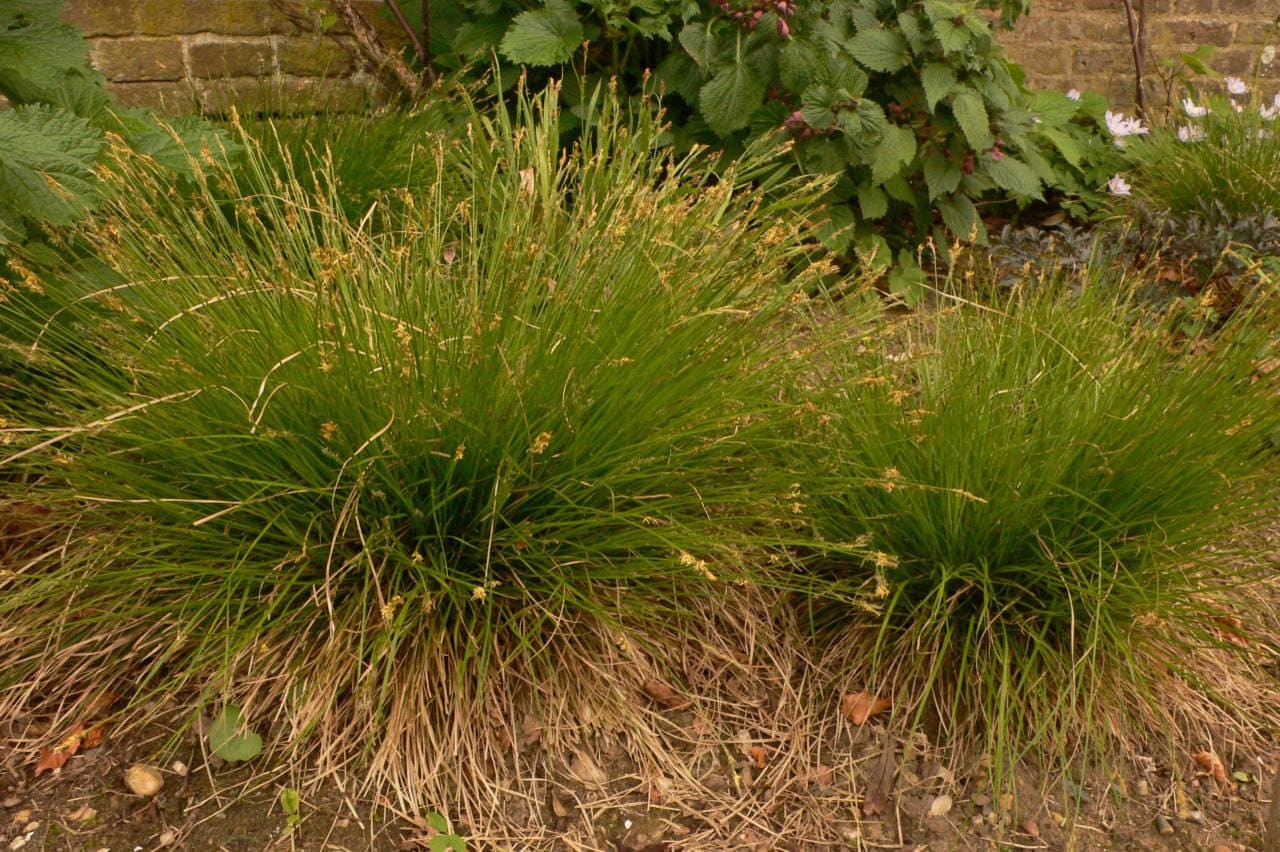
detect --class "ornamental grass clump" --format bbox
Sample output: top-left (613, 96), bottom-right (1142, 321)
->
top-left (795, 281), bottom-right (1280, 786)
top-left (0, 86), bottom-right (828, 812)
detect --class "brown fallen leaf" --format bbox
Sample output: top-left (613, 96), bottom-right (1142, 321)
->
top-left (841, 691), bottom-right (891, 725)
top-left (1209, 615), bottom-right (1250, 648)
top-left (34, 724), bottom-right (86, 776)
top-left (862, 748), bottom-right (896, 816)
top-left (643, 679), bottom-right (691, 710)
top-left (1192, 750), bottom-right (1233, 788)
top-left (748, 746), bottom-right (766, 769)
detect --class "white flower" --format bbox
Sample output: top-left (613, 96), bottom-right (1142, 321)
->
top-left (1274, 93), bottom-right (1280, 109)
top-left (1262, 45), bottom-right (1276, 66)
top-left (1104, 110), bottom-right (1148, 146)
top-left (1107, 174), bottom-right (1132, 196)
top-left (1261, 104), bottom-right (1278, 122)
top-left (1177, 124), bottom-right (1206, 142)
top-left (1225, 76), bottom-right (1248, 95)
top-left (1182, 98), bottom-right (1208, 118)
top-left (1066, 88), bottom-right (1081, 100)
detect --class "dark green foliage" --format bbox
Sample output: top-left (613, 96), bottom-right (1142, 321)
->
top-left (401, 0), bottom-right (1118, 287)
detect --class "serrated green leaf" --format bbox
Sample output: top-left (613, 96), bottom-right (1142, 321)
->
top-left (921, 62), bottom-right (956, 111)
top-left (778, 40), bottom-right (818, 90)
top-left (937, 193), bottom-right (985, 242)
top-left (0, 104), bottom-right (100, 227)
top-left (849, 28), bottom-right (910, 73)
top-left (986, 154), bottom-right (1043, 199)
top-left (817, 203), bottom-right (856, 252)
top-left (950, 88), bottom-right (990, 150)
top-left (896, 11), bottom-right (925, 52)
top-left (678, 22), bottom-right (717, 70)
top-left (207, 705), bottom-right (263, 762)
top-left (871, 123), bottom-right (916, 183)
top-left (0, 18), bottom-right (98, 107)
top-left (114, 110), bottom-right (241, 176)
top-left (499, 0), bottom-right (583, 66)
top-left (857, 185), bottom-right (888, 219)
top-left (920, 150), bottom-right (957, 199)
top-left (931, 19), bottom-right (970, 53)
top-left (698, 61), bottom-right (765, 137)
top-left (887, 250), bottom-right (926, 306)
top-left (1029, 90), bottom-right (1079, 126)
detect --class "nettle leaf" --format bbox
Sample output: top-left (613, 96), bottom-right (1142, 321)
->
top-left (986, 155), bottom-right (1043, 200)
top-left (950, 87), bottom-right (990, 150)
top-left (923, 149), bottom-right (962, 199)
top-left (929, 19), bottom-right (970, 54)
top-left (115, 111), bottom-right (241, 177)
top-left (699, 61), bottom-right (765, 137)
top-left (0, 104), bottom-right (100, 227)
top-left (1029, 90), bottom-right (1079, 126)
top-left (849, 28), bottom-right (910, 73)
top-left (207, 705), bottom-right (263, 762)
top-left (678, 22), bottom-right (719, 70)
top-left (857, 185), bottom-right (889, 219)
top-left (896, 11), bottom-right (925, 53)
top-left (921, 62), bottom-right (956, 111)
top-left (500, 0), bottom-right (584, 66)
top-left (871, 123), bottom-right (916, 183)
top-left (1039, 126), bottom-right (1082, 167)
top-left (0, 18), bottom-right (98, 106)
top-left (937, 193), bottom-right (985, 242)
top-left (778, 40), bottom-right (818, 90)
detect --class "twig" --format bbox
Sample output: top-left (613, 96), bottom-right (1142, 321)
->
top-left (1121, 0), bottom-right (1146, 114)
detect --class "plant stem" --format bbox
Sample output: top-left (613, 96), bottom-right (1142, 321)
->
top-left (1121, 0), bottom-right (1146, 114)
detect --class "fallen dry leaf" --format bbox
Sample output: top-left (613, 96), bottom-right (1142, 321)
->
top-left (643, 679), bottom-right (691, 710)
top-left (840, 691), bottom-right (891, 725)
top-left (748, 746), bottom-right (766, 769)
top-left (1192, 750), bottom-right (1232, 788)
top-left (862, 748), bottom-right (896, 816)
top-left (33, 725), bottom-right (86, 775)
top-left (1209, 615), bottom-right (1250, 648)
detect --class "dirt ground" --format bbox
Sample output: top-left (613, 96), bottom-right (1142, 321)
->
top-left (3, 702), bottom-right (1278, 851)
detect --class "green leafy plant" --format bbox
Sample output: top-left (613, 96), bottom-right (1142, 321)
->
top-left (422, 812), bottom-right (467, 851)
top-left (208, 705), bottom-right (264, 762)
top-left (793, 279), bottom-right (1280, 790)
top-left (0, 84), bottom-right (828, 809)
top-left (0, 0), bottom-right (234, 266)
top-left (279, 787), bottom-right (302, 831)
top-left (306, 0), bottom-right (1118, 289)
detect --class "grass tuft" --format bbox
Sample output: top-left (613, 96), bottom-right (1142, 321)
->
top-left (794, 280), bottom-right (1280, 789)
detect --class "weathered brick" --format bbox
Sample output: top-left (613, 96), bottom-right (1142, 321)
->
top-left (62, 0), bottom-right (136, 37)
top-left (277, 37), bottom-right (357, 77)
top-left (188, 37), bottom-right (275, 77)
top-left (133, 0), bottom-right (290, 36)
top-left (93, 38), bottom-right (186, 82)
top-left (1148, 18), bottom-right (1238, 47)
top-left (105, 81), bottom-right (201, 111)
top-left (199, 75), bottom-right (378, 115)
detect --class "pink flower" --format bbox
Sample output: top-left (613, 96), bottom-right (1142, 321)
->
top-left (1107, 174), bottom-right (1131, 196)
top-left (1225, 76), bottom-right (1247, 95)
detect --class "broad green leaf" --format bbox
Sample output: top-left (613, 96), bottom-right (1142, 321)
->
top-left (937, 193), bottom-right (984, 242)
top-left (699, 62), bottom-right (765, 137)
top-left (986, 155), bottom-right (1043, 199)
top-left (849, 29), bottom-right (910, 72)
top-left (499, 0), bottom-right (584, 66)
top-left (922, 150), bottom-right (962, 199)
top-left (950, 88), bottom-right (990, 150)
top-left (921, 62), bottom-right (956, 111)
top-left (678, 22), bottom-right (718, 70)
top-left (896, 11), bottom-right (925, 53)
top-left (778, 40), bottom-right (818, 90)
top-left (931, 19), bottom-right (970, 54)
top-left (817, 203), bottom-right (856, 252)
top-left (1180, 44), bottom-right (1216, 76)
top-left (207, 704), bottom-right (264, 762)
top-left (0, 18), bottom-right (98, 106)
top-left (871, 123), bottom-right (916, 183)
top-left (0, 104), bottom-right (100, 227)
top-left (1028, 90), bottom-right (1078, 126)
top-left (854, 231), bottom-right (893, 271)
top-left (857, 185), bottom-right (888, 219)
top-left (428, 837), bottom-right (467, 852)
top-left (887, 250), bottom-right (927, 306)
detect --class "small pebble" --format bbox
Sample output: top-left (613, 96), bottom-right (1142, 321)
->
top-left (9, 836), bottom-right (27, 851)
top-left (8, 809), bottom-right (31, 825)
top-left (1135, 779), bottom-right (1149, 796)
top-left (157, 829), bottom-right (178, 847)
top-left (1, 798), bottom-right (19, 809)
top-left (1154, 813), bottom-right (1174, 835)
top-left (170, 761), bottom-right (188, 777)
top-left (928, 794), bottom-right (953, 817)
top-left (1021, 818), bottom-right (1040, 838)
top-left (21, 824), bottom-right (37, 835)
top-left (1210, 844), bottom-right (1232, 852)
top-left (124, 764), bottom-right (164, 797)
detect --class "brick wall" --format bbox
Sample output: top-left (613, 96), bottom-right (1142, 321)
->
top-left (60, 1), bottom-right (1280, 113)
top-left (999, 1), bottom-right (1280, 107)
top-left (60, 0), bottom-right (401, 113)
